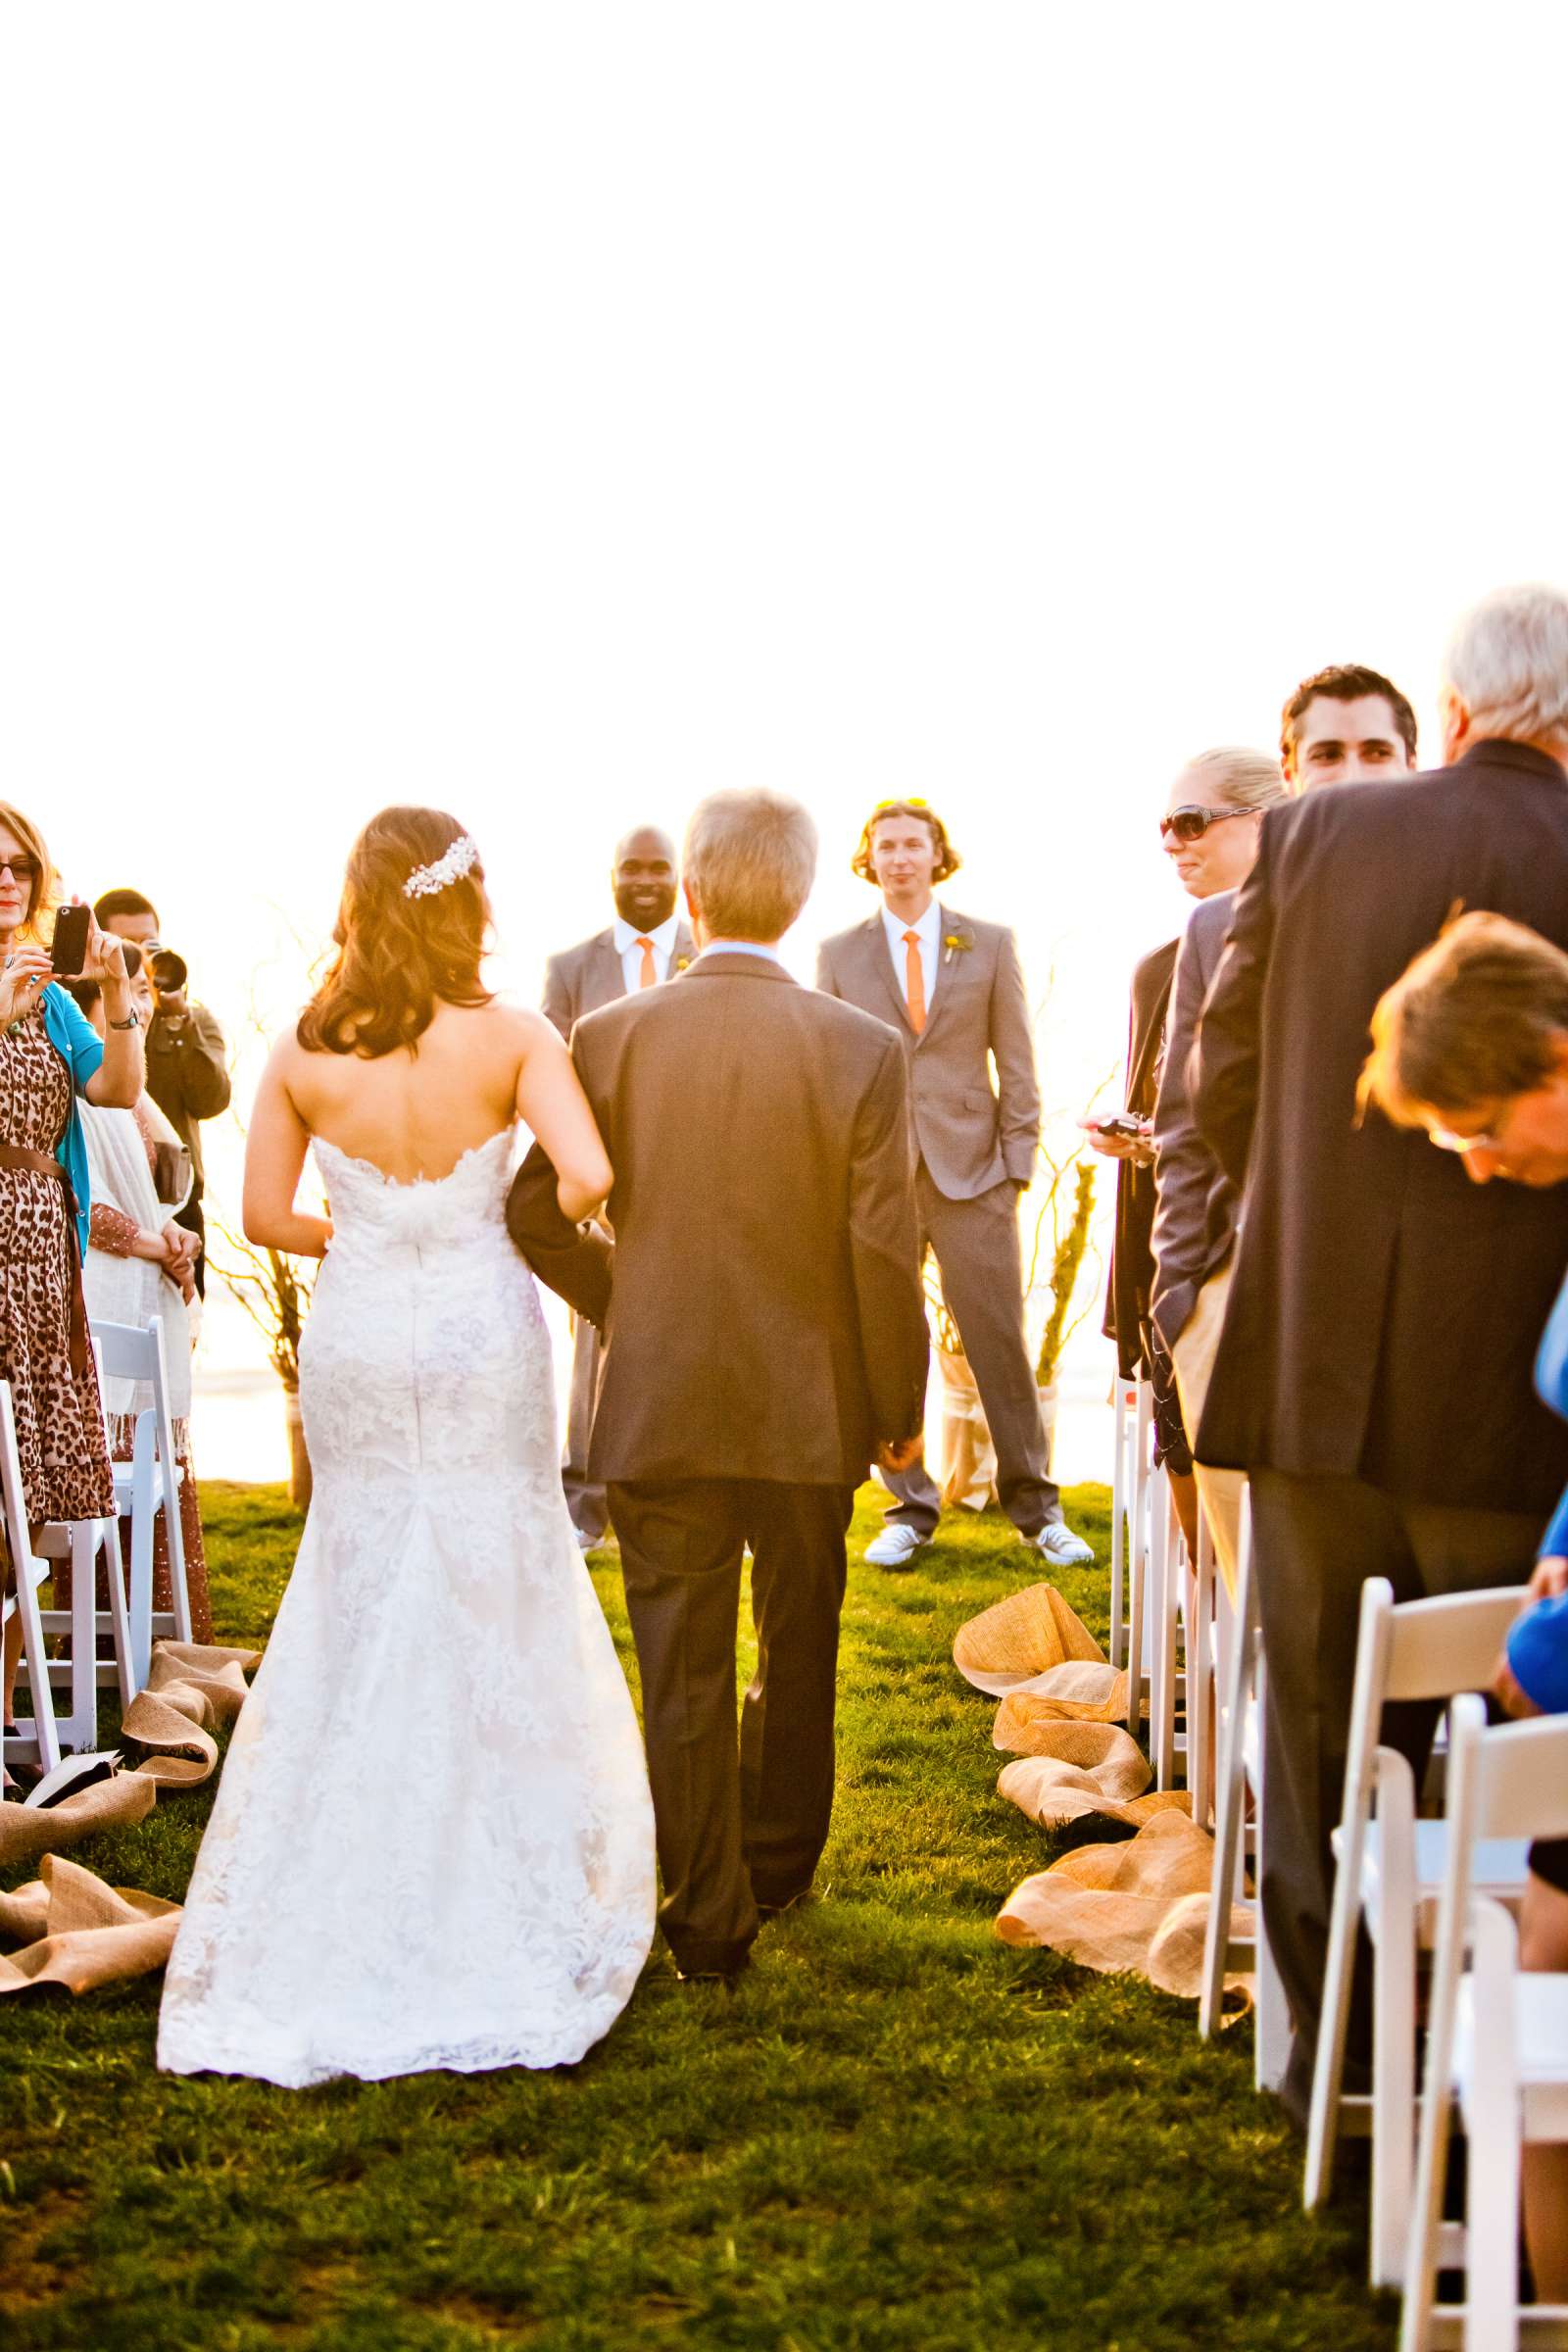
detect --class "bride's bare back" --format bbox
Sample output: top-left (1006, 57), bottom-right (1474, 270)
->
top-left (245, 998), bottom-right (612, 1256)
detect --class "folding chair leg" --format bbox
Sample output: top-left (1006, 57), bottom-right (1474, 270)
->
top-left (8, 1567), bottom-right (62, 1775)
top-left (1201, 1634), bottom-right (1250, 2037)
top-left (102, 1520), bottom-right (135, 1707)
top-left (1305, 1791), bottom-right (1367, 2210)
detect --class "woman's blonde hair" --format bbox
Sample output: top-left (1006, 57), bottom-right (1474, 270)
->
top-left (1174, 746), bottom-right (1288, 816)
top-left (0, 803), bottom-right (59, 942)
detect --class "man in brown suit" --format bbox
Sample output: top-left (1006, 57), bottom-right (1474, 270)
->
top-left (541, 825), bottom-right (696, 1549)
top-left (816, 800), bottom-right (1092, 1570)
top-left (509, 790), bottom-right (928, 1982)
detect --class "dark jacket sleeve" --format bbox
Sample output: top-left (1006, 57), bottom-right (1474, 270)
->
top-left (1191, 814), bottom-right (1280, 1188)
top-left (849, 1034), bottom-right (929, 1444)
top-left (506, 1141), bottom-right (614, 1327)
top-left (541, 955), bottom-right (572, 1042)
top-left (150, 1004), bottom-right (231, 1120)
top-left (990, 927), bottom-right (1042, 1185)
top-left (1150, 906), bottom-right (1223, 1346)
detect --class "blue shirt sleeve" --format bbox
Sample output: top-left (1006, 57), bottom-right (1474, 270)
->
top-left (45, 982), bottom-right (106, 1094)
top-left (1506, 1592), bottom-right (1568, 1717)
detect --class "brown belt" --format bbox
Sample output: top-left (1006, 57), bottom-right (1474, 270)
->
top-left (0, 1144), bottom-right (88, 1377)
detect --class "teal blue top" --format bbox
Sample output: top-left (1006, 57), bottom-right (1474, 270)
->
top-left (39, 982), bottom-right (105, 1258)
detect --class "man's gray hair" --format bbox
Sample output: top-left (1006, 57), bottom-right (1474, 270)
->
top-left (1444, 584), bottom-right (1568, 750)
top-left (683, 789), bottom-right (818, 943)
top-left (1177, 745), bottom-right (1289, 816)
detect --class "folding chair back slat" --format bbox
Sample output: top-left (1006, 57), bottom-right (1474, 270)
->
top-left (1384, 1588), bottom-right (1531, 1705)
top-left (1476, 1711), bottom-right (1568, 1845)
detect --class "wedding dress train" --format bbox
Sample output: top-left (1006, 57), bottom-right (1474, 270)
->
top-left (158, 1127), bottom-right (656, 2084)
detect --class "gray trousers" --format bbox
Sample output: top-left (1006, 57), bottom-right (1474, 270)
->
top-left (562, 1312), bottom-right (610, 1544)
top-left (1249, 1467), bottom-right (1538, 2091)
top-left (882, 1165), bottom-right (1062, 1540)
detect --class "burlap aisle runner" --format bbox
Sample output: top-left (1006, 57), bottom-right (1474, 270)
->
top-left (0, 1854), bottom-right (179, 1993)
top-left (997, 1810), bottom-right (1253, 2010)
top-left (956, 1583), bottom-right (1247, 2011)
top-left (0, 1638), bottom-right (257, 1991)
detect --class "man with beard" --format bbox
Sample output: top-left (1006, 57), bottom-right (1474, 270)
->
top-left (543, 826), bottom-right (696, 1549)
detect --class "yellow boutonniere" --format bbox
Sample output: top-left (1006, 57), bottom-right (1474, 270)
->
top-left (674, 955), bottom-right (693, 973)
top-left (942, 932), bottom-right (973, 966)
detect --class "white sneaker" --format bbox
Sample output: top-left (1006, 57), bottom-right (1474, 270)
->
top-left (864, 1525), bottom-right (932, 1570)
top-left (1033, 1521), bottom-right (1094, 1568)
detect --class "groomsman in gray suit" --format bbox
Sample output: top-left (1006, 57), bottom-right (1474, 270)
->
top-left (543, 824), bottom-right (696, 1548)
top-left (816, 799), bottom-right (1093, 1570)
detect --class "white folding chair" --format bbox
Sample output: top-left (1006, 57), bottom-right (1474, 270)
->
top-left (32, 1334), bottom-right (135, 1743)
top-left (1108, 1376), bottom-right (1138, 1679)
top-left (1118, 1378), bottom-right (1154, 1732)
top-left (90, 1316), bottom-right (191, 1689)
top-left (1402, 1698), bottom-right (1568, 2352)
top-left (1187, 1506), bottom-right (1218, 1826)
top-left (1199, 1488), bottom-right (1290, 2088)
top-left (1149, 1467), bottom-right (1186, 1791)
top-left (0, 1380), bottom-right (62, 1778)
top-left (1307, 1579), bottom-right (1532, 2287)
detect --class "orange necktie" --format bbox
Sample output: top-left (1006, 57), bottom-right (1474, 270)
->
top-left (635, 937), bottom-right (658, 989)
top-left (903, 930), bottom-right (927, 1034)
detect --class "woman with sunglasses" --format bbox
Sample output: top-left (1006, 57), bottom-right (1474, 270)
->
top-left (0, 803), bottom-right (143, 1788)
top-left (1088, 749), bottom-right (1285, 1558)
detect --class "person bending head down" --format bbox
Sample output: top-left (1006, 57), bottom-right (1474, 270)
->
top-left (1362, 911), bottom-right (1568, 1187)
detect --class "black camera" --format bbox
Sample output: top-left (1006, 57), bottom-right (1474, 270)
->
top-left (148, 945), bottom-right (188, 995)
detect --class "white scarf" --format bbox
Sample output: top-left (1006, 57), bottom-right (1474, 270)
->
top-left (79, 1099), bottom-right (194, 1422)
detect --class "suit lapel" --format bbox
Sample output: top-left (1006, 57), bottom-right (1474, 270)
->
top-left (858, 913), bottom-right (915, 1035)
top-left (915, 904), bottom-right (962, 1048)
top-left (593, 929), bottom-right (627, 1006)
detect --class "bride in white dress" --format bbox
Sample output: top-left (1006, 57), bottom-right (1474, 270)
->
top-left (158, 809), bottom-right (656, 2085)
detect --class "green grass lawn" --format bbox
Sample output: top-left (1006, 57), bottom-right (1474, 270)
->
top-left (0, 1482), bottom-right (1395, 2351)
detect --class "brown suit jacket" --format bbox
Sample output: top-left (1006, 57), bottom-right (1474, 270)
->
top-left (508, 952), bottom-right (929, 1486)
top-left (814, 905), bottom-right (1040, 1200)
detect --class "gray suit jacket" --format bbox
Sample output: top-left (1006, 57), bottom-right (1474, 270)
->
top-left (1150, 890), bottom-right (1236, 1353)
top-left (815, 905), bottom-right (1040, 1200)
top-left (542, 922), bottom-right (697, 1038)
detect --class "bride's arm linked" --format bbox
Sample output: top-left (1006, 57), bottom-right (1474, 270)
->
top-left (242, 1043), bottom-right (333, 1257)
top-left (514, 1012), bottom-right (612, 1226)
top-left (505, 1016), bottom-right (614, 1327)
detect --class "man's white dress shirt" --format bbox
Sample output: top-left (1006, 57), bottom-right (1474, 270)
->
top-left (613, 911), bottom-right (680, 994)
top-left (697, 939), bottom-right (786, 965)
top-left (881, 898), bottom-right (940, 1014)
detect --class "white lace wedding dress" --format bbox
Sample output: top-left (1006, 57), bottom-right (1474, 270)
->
top-left (158, 1128), bottom-right (656, 2085)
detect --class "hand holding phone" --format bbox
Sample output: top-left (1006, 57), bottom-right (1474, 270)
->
top-left (49, 902), bottom-right (91, 977)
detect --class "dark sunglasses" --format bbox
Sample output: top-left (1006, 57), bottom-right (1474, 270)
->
top-left (1158, 805), bottom-right (1249, 846)
top-left (0, 855), bottom-right (38, 885)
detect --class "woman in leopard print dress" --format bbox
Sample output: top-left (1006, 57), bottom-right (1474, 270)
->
top-left (0, 804), bottom-right (145, 1776)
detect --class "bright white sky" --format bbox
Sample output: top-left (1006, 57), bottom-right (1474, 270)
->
top-left (4, 6), bottom-right (1566, 1463)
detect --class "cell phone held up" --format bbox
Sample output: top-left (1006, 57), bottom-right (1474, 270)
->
top-left (1092, 1112), bottom-right (1146, 1142)
top-left (49, 903), bottom-right (91, 978)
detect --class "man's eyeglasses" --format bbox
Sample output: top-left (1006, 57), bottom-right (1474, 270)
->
top-left (0, 856), bottom-right (38, 886)
top-left (1428, 1115), bottom-right (1509, 1156)
top-left (1158, 806), bottom-right (1248, 846)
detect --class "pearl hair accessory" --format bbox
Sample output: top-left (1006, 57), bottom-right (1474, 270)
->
top-left (403, 835), bottom-right (480, 901)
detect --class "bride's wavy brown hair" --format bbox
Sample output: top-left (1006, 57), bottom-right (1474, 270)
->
top-left (298, 807), bottom-right (494, 1057)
